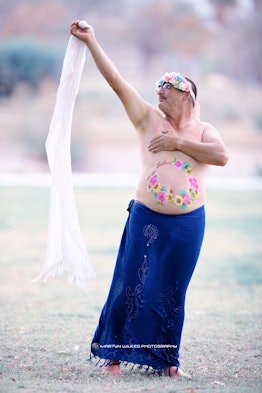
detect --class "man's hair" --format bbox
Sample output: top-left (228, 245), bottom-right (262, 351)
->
top-left (185, 77), bottom-right (197, 101)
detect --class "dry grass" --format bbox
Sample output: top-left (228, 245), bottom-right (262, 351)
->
top-left (0, 186), bottom-right (261, 393)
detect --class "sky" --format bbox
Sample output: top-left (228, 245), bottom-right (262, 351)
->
top-left (186, 0), bottom-right (253, 18)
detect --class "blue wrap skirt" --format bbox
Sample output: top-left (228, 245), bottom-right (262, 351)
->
top-left (91, 200), bottom-right (205, 370)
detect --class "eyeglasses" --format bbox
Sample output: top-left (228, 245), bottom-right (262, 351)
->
top-left (157, 82), bottom-right (173, 91)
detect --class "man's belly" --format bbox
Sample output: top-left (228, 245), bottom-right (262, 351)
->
top-left (135, 155), bottom-right (206, 214)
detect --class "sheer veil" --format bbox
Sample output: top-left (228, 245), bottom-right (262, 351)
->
top-left (35, 36), bottom-right (95, 291)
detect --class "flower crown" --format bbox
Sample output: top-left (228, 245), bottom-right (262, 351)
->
top-left (156, 72), bottom-right (195, 101)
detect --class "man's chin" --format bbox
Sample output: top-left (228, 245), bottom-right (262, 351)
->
top-left (158, 101), bottom-right (166, 112)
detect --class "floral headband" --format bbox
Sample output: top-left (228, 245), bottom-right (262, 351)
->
top-left (156, 72), bottom-right (196, 102)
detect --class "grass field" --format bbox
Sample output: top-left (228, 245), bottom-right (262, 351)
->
top-left (0, 185), bottom-right (261, 393)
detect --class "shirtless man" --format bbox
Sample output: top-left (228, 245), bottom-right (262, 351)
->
top-left (70, 21), bottom-right (228, 377)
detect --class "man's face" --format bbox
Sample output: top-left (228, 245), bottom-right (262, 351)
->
top-left (157, 82), bottom-right (185, 112)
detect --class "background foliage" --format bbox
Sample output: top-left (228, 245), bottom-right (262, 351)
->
top-left (0, 0), bottom-right (261, 175)
top-left (0, 38), bottom-right (59, 96)
top-left (0, 0), bottom-right (261, 89)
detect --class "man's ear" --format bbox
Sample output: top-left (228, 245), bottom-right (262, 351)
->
top-left (183, 91), bottom-right (190, 102)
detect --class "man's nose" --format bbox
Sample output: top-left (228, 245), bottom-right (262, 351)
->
top-left (157, 87), bottom-right (164, 94)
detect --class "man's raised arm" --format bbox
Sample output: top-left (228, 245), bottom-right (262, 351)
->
top-left (70, 21), bottom-right (151, 129)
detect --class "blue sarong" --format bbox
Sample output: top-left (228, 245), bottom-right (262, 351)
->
top-left (91, 200), bottom-right (205, 370)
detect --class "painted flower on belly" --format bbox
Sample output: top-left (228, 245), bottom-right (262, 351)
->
top-left (189, 176), bottom-right (199, 190)
top-left (167, 191), bottom-right (175, 204)
top-left (183, 194), bottom-right (191, 205)
top-left (174, 194), bottom-right (183, 207)
top-left (148, 173), bottom-right (159, 188)
top-left (173, 159), bottom-right (183, 169)
top-left (152, 183), bottom-right (162, 194)
top-left (157, 190), bottom-right (167, 204)
top-left (146, 157), bottom-right (199, 210)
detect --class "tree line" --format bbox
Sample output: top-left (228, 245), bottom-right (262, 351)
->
top-left (0, 0), bottom-right (261, 97)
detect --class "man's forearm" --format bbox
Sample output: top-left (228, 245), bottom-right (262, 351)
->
top-left (148, 134), bottom-right (228, 166)
top-left (86, 38), bottom-right (123, 90)
top-left (177, 138), bottom-right (228, 166)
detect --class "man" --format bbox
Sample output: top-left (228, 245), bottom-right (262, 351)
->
top-left (70, 21), bottom-right (228, 377)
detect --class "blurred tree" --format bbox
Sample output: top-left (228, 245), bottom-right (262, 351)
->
top-left (0, 0), bottom-right (260, 88)
top-left (125, 0), bottom-right (209, 73)
top-left (209, 0), bottom-right (237, 24)
top-left (243, 0), bottom-right (262, 82)
top-left (208, 0), bottom-right (262, 83)
top-left (62, 0), bottom-right (125, 15)
top-left (0, 38), bottom-right (60, 96)
top-left (0, 0), bottom-right (66, 38)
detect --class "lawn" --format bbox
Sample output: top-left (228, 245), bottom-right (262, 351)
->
top-left (0, 185), bottom-right (261, 393)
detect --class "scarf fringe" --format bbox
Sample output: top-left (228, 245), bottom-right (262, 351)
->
top-left (88, 354), bottom-right (164, 376)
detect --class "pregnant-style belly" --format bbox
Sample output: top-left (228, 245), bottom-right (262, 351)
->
top-left (136, 157), bottom-right (205, 214)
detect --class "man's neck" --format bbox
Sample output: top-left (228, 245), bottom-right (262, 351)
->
top-left (166, 107), bottom-right (192, 131)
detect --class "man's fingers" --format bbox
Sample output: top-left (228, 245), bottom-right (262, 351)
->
top-left (148, 140), bottom-right (158, 149)
top-left (148, 134), bottom-right (174, 153)
top-left (149, 136), bottom-right (160, 144)
top-left (148, 142), bottom-right (160, 152)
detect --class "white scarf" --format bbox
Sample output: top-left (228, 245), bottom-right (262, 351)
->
top-left (35, 36), bottom-right (95, 290)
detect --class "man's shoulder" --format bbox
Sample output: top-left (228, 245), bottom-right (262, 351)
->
top-left (200, 120), bottom-right (212, 128)
top-left (200, 121), bottom-right (223, 142)
top-left (200, 121), bottom-right (218, 134)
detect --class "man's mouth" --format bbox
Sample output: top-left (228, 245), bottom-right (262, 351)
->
top-left (158, 95), bottom-right (166, 102)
